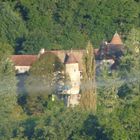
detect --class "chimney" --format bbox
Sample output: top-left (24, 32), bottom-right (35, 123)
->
top-left (39, 48), bottom-right (45, 54)
top-left (38, 48), bottom-right (45, 58)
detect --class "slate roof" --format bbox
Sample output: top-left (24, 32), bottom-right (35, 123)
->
top-left (97, 32), bottom-right (124, 60)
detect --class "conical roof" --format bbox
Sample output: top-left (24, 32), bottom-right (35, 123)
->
top-left (110, 32), bottom-right (123, 45)
top-left (65, 53), bottom-right (78, 64)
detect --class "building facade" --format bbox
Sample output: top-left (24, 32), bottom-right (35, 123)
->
top-left (11, 32), bottom-right (124, 106)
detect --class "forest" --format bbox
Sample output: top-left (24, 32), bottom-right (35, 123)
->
top-left (0, 0), bottom-right (140, 53)
top-left (0, 0), bottom-right (140, 140)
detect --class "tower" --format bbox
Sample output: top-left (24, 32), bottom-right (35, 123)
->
top-left (64, 53), bottom-right (81, 106)
top-left (110, 32), bottom-right (123, 45)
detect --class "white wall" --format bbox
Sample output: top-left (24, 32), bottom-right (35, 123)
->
top-left (15, 66), bottom-right (30, 74)
top-left (65, 63), bottom-right (80, 95)
top-left (67, 94), bottom-right (81, 107)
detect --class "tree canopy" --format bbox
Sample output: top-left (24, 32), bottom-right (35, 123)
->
top-left (0, 0), bottom-right (140, 139)
top-left (0, 0), bottom-right (140, 54)
top-left (24, 52), bottom-right (64, 115)
top-left (0, 42), bottom-right (23, 139)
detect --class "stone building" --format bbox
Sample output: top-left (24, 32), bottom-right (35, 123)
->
top-left (11, 55), bottom-right (37, 74)
top-left (64, 53), bottom-right (81, 106)
top-left (96, 32), bottom-right (124, 71)
top-left (11, 32), bottom-right (124, 106)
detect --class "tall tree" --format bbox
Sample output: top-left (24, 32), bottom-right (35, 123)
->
top-left (118, 28), bottom-right (140, 102)
top-left (25, 52), bottom-right (64, 115)
top-left (80, 41), bottom-right (96, 113)
top-left (0, 2), bottom-right (27, 52)
top-left (97, 65), bottom-right (122, 113)
top-left (0, 42), bottom-right (22, 139)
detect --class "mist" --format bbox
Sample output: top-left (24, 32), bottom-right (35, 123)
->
top-left (0, 74), bottom-right (140, 95)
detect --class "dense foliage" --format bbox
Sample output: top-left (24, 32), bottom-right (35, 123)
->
top-left (0, 42), bottom-right (23, 139)
top-left (80, 41), bottom-right (97, 112)
top-left (22, 52), bottom-right (64, 115)
top-left (0, 0), bottom-right (140, 139)
top-left (0, 0), bottom-right (140, 54)
top-left (0, 30), bottom-right (139, 139)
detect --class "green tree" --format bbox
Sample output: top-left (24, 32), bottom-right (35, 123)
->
top-left (25, 52), bottom-right (64, 115)
top-left (80, 41), bottom-right (97, 113)
top-left (97, 28), bottom-right (140, 140)
top-left (97, 64), bottom-right (123, 113)
top-left (0, 42), bottom-right (23, 139)
top-left (118, 28), bottom-right (140, 103)
top-left (0, 2), bottom-right (27, 52)
top-left (12, 108), bottom-right (84, 139)
top-left (97, 100), bottom-right (140, 140)
top-left (0, 0), bottom-right (140, 53)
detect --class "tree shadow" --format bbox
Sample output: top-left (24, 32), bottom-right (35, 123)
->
top-left (16, 73), bottom-right (28, 108)
top-left (13, 118), bottom-right (36, 139)
top-left (80, 114), bottom-right (109, 140)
